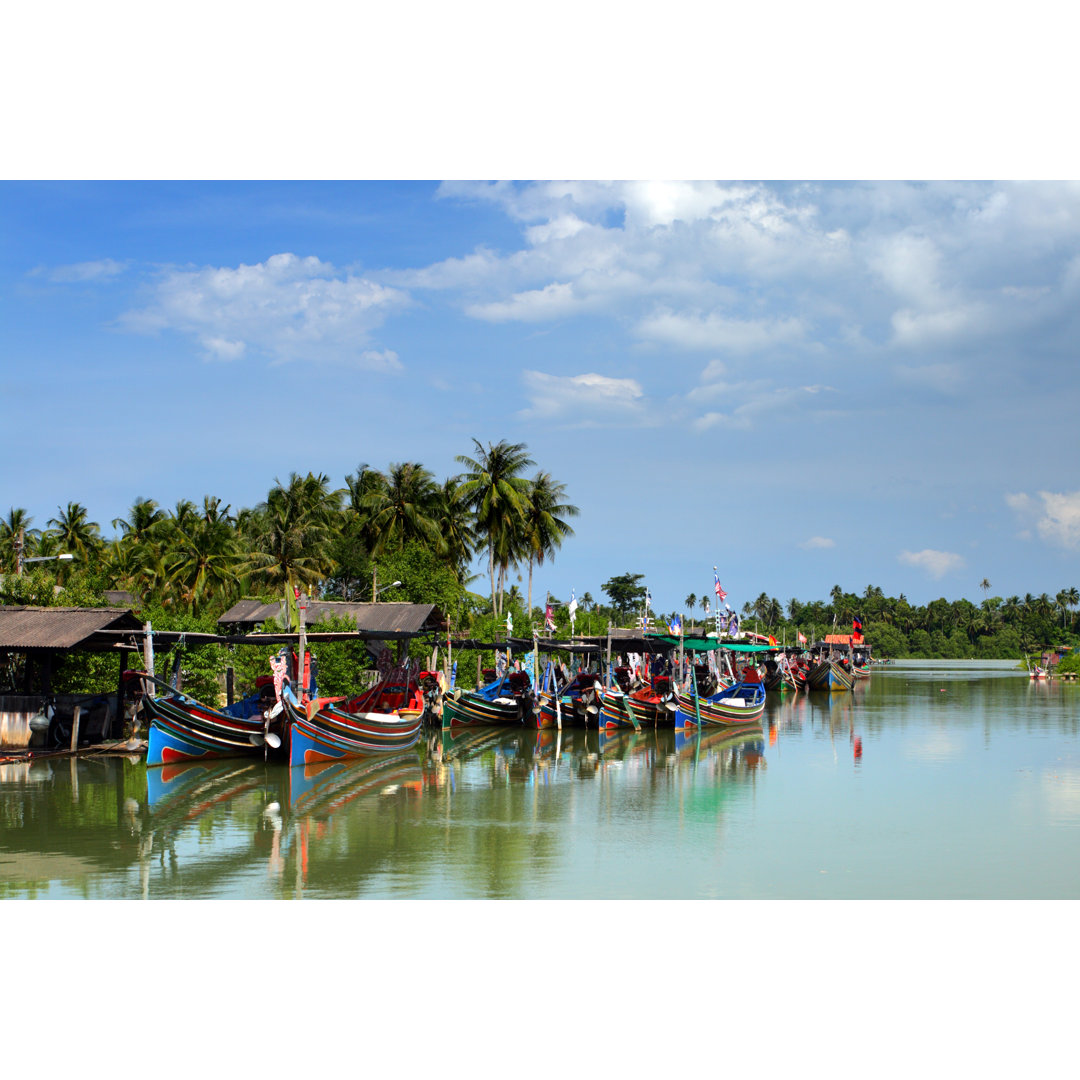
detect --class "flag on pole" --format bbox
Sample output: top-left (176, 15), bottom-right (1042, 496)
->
top-left (544, 603), bottom-right (555, 632)
top-left (730, 613), bottom-right (740, 636)
top-left (713, 569), bottom-right (727, 602)
top-left (669, 614), bottom-right (682, 636)
top-left (797, 630), bottom-right (807, 644)
top-left (644, 587), bottom-right (651, 611)
top-left (506, 610), bottom-right (513, 634)
top-left (852, 615), bottom-right (863, 643)
top-left (567, 589), bottom-right (578, 620)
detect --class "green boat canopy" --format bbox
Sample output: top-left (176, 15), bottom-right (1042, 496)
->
top-left (645, 634), bottom-right (776, 653)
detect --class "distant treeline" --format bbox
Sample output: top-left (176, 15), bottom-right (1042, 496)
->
top-left (705, 585), bottom-right (1079, 661)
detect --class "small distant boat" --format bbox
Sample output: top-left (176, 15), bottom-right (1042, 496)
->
top-left (852, 645), bottom-right (873, 679)
top-left (1029, 664), bottom-right (1049, 680)
top-left (806, 656), bottom-right (856, 692)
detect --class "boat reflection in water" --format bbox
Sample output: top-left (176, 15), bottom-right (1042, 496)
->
top-left (0, 722), bottom-right (767, 899)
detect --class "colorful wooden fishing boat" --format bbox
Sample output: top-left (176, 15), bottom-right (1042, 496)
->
top-left (597, 686), bottom-right (640, 730)
top-left (673, 679), bottom-right (766, 730)
top-left (441, 670), bottom-right (534, 728)
top-left (624, 675), bottom-right (678, 726)
top-left (282, 689), bottom-right (423, 767)
top-left (806, 658), bottom-right (856, 692)
top-left (763, 652), bottom-right (806, 692)
top-left (535, 670), bottom-right (602, 728)
top-left (132, 671), bottom-right (284, 767)
top-left (852, 645), bottom-right (873, 679)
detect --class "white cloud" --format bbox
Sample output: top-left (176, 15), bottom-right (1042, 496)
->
top-left (519, 370), bottom-right (646, 424)
top-left (898, 549), bottom-right (966, 579)
top-left (119, 253), bottom-right (408, 367)
top-left (201, 336), bottom-right (246, 361)
top-left (468, 282), bottom-right (580, 322)
top-left (44, 259), bottom-right (125, 282)
top-left (423, 182), bottom-right (1080, 381)
top-left (1007, 490), bottom-right (1080, 549)
top-left (800, 536), bottom-right (836, 549)
top-left (637, 310), bottom-right (806, 353)
top-left (890, 303), bottom-right (987, 347)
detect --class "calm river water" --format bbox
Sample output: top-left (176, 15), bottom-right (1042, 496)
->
top-left (3, 660), bottom-right (1079, 899)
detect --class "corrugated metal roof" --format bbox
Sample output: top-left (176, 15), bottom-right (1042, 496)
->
top-left (218, 599), bottom-right (281, 624)
top-left (0, 607), bottom-right (144, 649)
top-left (218, 599), bottom-right (445, 635)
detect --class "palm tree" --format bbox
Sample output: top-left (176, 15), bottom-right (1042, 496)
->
top-left (245, 472), bottom-right (343, 628)
top-left (433, 476), bottom-right (477, 583)
top-left (166, 512), bottom-right (243, 614)
top-left (47, 502), bottom-right (102, 564)
top-left (979, 578), bottom-right (991, 606)
top-left (0, 508), bottom-right (39, 573)
top-left (1065, 586), bottom-right (1080, 632)
top-left (456, 438), bottom-right (534, 617)
top-left (520, 472), bottom-right (578, 618)
top-left (361, 462), bottom-right (443, 557)
top-left (112, 497), bottom-right (166, 542)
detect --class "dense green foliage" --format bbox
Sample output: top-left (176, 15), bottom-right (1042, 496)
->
top-left (4, 455), bottom-right (1078, 703)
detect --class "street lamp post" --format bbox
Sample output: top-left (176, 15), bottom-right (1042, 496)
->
top-left (15, 522), bottom-right (75, 575)
top-left (19, 551), bottom-right (75, 575)
top-left (374, 580), bottom-right (402, 601)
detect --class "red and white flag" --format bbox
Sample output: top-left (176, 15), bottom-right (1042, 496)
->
top-left (797, 631), bottom-right (807, 644)
top-left (713, 569), bottom-right (727, 602)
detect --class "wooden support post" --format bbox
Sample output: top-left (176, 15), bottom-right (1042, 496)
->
top-left (143, 622), bottom-right (155, 679)
top-left (69, 704), bottom-right (81, 752)
top-left (297, 597), bottom-right (308, 701)
top-left (226, 666), bottom-right (235, 706)
top-left (114, 650), bottom-right (131, 739)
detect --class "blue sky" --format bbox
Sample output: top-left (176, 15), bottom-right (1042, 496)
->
top-left (5, 178), bottom-right (1080, 615)
top-left (4, 5), bottom-right (1079, 616)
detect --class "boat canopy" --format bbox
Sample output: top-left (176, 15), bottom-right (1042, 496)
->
top-left (645, 634), bottom-right (775, 653)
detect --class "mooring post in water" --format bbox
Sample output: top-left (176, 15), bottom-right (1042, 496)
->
top-left (69, 704), bottom-right (81, 753)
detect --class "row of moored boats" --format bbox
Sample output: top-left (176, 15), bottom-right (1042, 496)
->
top-left (131, 637), bottom-right (872, 770)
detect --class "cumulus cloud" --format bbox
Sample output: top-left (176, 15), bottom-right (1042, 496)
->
top-left (1006, 490), bottom-right (1080, 549)
top-left (898, 549), bottom-right (966, 579)
top-left (119, 252), bottom-right (408, 367)
top-left (519, 370), bottom-right (647, 424)
top-left (422, 182), bottom-right (1080, 386)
